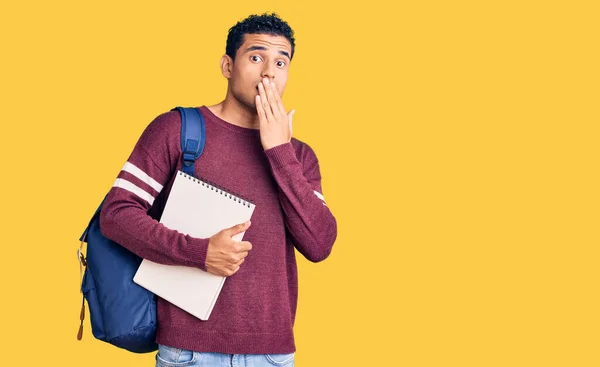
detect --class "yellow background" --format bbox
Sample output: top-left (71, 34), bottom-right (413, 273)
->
top-left (1, 1), bottom-right (598, 366)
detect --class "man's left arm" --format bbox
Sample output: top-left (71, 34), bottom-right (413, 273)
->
top-left (256, 77), bottom-right (338, 261)
top-left (264, 142), bottom-right (338, 262)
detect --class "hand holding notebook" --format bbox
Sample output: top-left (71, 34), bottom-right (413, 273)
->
top-left (133, 170), bottom-right (256, 320)
top-left (205, 220), bottom-right (253, 277)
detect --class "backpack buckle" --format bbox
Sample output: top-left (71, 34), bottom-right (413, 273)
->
top-left (182, 151), bottom-right (196, 167)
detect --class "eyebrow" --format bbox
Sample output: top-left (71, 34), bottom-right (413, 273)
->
top-left (245, 45), bottom-right (291, 61)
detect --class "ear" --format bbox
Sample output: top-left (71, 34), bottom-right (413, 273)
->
top-left (220, 55), bottom-right (233, 79)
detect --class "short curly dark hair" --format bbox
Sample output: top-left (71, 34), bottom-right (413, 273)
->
top-left (225, 12), bottom-right (296, 61)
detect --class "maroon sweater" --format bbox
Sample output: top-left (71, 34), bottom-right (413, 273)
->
top-left (99, 106), bottom-right (337, 354)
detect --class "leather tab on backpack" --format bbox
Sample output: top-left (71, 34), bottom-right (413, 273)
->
top-left (77, 295), bottom-right (85, 341)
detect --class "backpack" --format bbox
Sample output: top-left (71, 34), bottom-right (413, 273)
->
top-left (76, 106), bottom-right (206, 353)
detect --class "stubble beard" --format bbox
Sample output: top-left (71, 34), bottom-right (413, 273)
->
top-left (231, 86), bottom-right (258, 115)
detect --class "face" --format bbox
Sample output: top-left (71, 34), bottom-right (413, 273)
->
top-left (222, 33), bottom-right (292, 111)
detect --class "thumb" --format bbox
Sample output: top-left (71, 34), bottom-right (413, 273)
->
top-left (223, 220), bottom-right (251, 237)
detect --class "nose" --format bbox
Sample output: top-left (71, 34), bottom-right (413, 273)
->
top-left (261, 63), bottom-right (276, 80)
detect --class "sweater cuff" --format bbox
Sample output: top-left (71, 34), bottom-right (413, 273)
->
top-left (264, 142), bottom-right (299, 169)
top-left (184, 235), bottom-right (209, 271)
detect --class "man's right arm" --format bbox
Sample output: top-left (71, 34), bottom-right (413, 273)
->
top-left (99, 111), bottom-right (210, 271)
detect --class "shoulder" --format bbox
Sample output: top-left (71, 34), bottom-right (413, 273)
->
top-left (139, 109), bottom-right (181, 143)
top-left (132, 109), bottom-right (186, 158)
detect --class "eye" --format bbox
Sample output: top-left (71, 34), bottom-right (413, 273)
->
top-left (276, 60), bottom-right (286, 67)
top-left (250, 55), bottom-right (262, 62)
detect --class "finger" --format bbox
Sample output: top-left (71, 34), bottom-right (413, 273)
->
top-left (256, 95), bottom-right (268, 123)
top-left (266, 79), bottom-right (285, 116)
top-left (274, 83), bottom-right (287, 116)
top-left (288, 110), bottom-right (294, 137)
top-left (258, 82), bottom-right (275, 121)
top-left (225, 266), bottom-right (240, 277)
top-left (233, 257), bottom-right (245, 268)
top-left (224, 221), bottom-right (251, 237)
top-left (229, 252), bottom-right (247, 264)
top-left (236, 241), bottom-right (253, 252)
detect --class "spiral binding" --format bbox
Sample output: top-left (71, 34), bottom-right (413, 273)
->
top-left (177, 171), bottom-right (255, 208)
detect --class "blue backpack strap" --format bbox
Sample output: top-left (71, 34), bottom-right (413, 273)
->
top-left (171, 107), bottom-right (206, 176)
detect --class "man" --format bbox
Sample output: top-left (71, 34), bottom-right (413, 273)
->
top-left (100, 12), bottom-right (337, 367)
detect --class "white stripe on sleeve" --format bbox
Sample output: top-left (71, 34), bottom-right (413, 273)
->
top-left (113, 178), bottom-right (155, 205)
top-left (314, 190), bottom-right (326, 203)
top-left (122, 162), bottom-right (164, 192)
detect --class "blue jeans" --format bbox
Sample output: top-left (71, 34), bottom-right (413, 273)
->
top-left (155, 344), bottom-right (295, 367)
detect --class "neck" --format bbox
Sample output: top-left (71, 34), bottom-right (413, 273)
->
top-left (208, 90), bottom-right (260, 130)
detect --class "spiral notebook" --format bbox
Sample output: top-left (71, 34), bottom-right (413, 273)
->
top-left (133, 170), bottom-right (255, 320)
